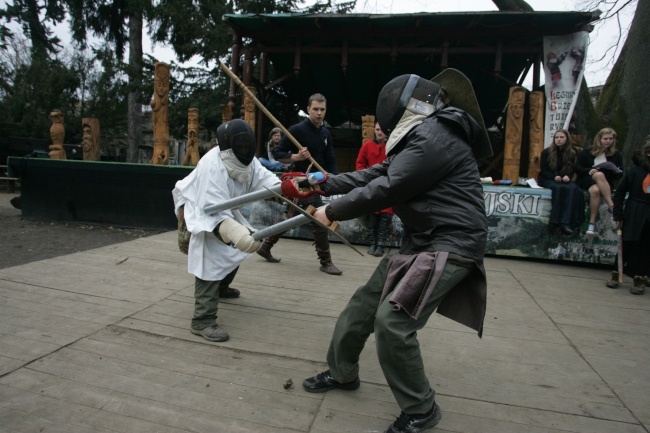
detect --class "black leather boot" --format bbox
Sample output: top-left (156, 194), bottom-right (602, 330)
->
top-left (366, 214), bottom-right (378, 255)
top-left (257, 234), bottom-right (282, 263)
top-left (373, 213), bottom-right (392, 257)
top-left (313, 224), bottom-right (342, 275)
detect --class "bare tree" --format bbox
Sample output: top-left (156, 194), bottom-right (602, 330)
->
top-left (0, 32), bottom-right (30, 96)
top-left (591, 0), bottom-right (649, 161)
top-left (577, 0), bottom-right (637, 71)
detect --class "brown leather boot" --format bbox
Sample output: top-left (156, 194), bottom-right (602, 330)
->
top-left (605, 271), bottom-right (619, 288)
top-left (317, 251), bottom-right (343, 275)
top-left (257, 234), bottom-right (281, 263)
top-left (313, 224), bottom-right (342, 275)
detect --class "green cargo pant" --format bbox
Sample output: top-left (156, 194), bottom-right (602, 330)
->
top-left (326, 254), bottom-right (470, 414)
top-left (191, 266), bottom-right (238, 330)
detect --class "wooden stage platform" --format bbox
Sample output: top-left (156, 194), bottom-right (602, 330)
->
top-left (1, 214), bottom-right (649, 432)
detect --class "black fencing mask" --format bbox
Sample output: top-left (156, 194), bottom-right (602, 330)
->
top-left (217, 119), bottom-right (256, 166)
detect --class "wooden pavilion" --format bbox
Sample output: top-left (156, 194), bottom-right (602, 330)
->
top-left (223, 10), bottom-right (600, 173)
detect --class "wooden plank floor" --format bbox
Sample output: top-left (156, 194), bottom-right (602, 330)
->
top-left (1, 232), bottom-right (649, 432)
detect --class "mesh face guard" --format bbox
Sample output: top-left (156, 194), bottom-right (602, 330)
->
top-left (376, 74), bottom-right (442, 135)
top-left (217, 119), bottom-right (256, 166)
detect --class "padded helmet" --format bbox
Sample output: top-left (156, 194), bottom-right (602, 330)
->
top-left (216, 119), bottom-right (256, 166)
top-left (376, 74), bottom-right (442, 135)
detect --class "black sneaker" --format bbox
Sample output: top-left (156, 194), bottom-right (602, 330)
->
top-left (219, 287), bottom-right (241, 298)
top-left (385, 403), bottom-right (442, 433)
top-left (302, 370), bottom-right (360, 393)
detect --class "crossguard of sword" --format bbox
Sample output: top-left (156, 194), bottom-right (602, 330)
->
top-left (304, 205), bottom-right (339, 231)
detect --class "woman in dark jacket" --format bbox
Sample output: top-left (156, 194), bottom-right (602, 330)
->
top-left (576, 127), bottom-right (623, 235)
top-left (606, 141), bottom-right (650, 295)
top-left (538, 129), bottom-right (584, 235)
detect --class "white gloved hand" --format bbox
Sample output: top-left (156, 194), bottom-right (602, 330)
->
top-left (217, 218), bottom-right (261, 253)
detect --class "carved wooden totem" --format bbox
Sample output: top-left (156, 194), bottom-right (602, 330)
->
top-left (82, 118), bottom-right (101, 161)
top-left (243, 86), bottom-right (256, 131)
top-left (361, 115), bottom-right (375, 145)
top-left (221, 104), bottom-right (233, 124)
top-left (183, 108), bottom-right (201, 166)
top-left (150, 62), bottom-right (170, 165)
top-left (502, 86), bottom-right (526, 181)
top-left (48, 111), bottom-right (67, 159)
top-left (527, 91), bottom-right (544, 180)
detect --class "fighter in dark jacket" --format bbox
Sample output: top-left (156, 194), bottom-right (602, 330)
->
top-left (290, 70), bottom-right (493, 433)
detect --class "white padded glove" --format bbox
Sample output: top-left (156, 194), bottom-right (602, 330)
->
top-left (218, 218), bottom-right (261, 253)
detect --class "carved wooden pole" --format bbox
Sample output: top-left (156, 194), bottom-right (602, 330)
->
top-left (221, 104), bottom-right (233, 124)
top-left (150, 62), bottom-right (170, 165)
top-left (502, 86), bottom-right (526, 181)
top-left (244, 86), bottom-right (256, 131)
top-left (48, 111), bottom-right (67, 159)
top-left (527, 91), bottom-right (544, 180)
top-left (361, 115), bottom-right (375, 145)
top-left (183, 108), bottom-right (201, 166)
top-left (82, 118), bottom-right (101, 161)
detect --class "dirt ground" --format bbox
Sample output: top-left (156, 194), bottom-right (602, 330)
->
top-left (0, 191), bottom-right (164, 270)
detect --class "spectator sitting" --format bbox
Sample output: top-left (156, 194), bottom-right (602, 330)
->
top-left (576, 127), bottom-right (623, 235)
top-left (258, 127), bottom-right (290, 172)
top-left (537, 129), bottom-right (585, 235)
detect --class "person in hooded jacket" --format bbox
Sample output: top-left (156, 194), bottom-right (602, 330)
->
top-left (289, 71), bottom-right (492, 433)
top-left (173, 119), bottom-right (281, 343)
top-left (606, 140), bottom-right (650, 295)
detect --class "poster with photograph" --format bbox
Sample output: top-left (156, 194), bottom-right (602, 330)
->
top-left (543, 31), bottom-right (589, 147)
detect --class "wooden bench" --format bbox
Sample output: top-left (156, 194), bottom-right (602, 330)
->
top-left (0, 165), bottom-right (19, 193)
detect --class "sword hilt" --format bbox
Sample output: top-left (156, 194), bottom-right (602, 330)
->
top-left (305, 205), bottom-right (339, 231)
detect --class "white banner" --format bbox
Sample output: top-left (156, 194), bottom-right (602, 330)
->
top-left (543, 31), bottom-right (589, 147)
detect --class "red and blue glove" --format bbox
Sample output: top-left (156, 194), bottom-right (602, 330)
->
top-left (280, 171), bottom-right (328, 199)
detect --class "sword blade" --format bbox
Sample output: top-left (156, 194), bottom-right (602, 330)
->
top-left (252, 214), bottom-right (311, 240)
top-left (204, 184), bottom-right (282, 215)
top-left (260, 187), bottom-right (364, 256)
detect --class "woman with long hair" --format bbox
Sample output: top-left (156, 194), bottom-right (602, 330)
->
top-left (538, 129), bottom-right (585, 235)
top-left (576, 127), bottom-right (623, 235)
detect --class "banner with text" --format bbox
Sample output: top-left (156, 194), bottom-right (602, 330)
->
top-left (543, 31), bottom-right (589, 147)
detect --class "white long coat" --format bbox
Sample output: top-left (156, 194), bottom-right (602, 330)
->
top-left (172, 147), bottom-right (281, 280)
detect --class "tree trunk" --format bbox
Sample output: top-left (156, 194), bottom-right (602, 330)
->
top-left (127, 10), bottom-right (143, 163)
top-left (596, 0), bottom-right (650, 162)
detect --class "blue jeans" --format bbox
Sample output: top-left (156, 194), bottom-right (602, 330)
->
top-left (258, 157), bottom-right (285, 172)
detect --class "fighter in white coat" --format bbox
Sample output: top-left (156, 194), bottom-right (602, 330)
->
top-left (173, 119), bottom-right (281, 342)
